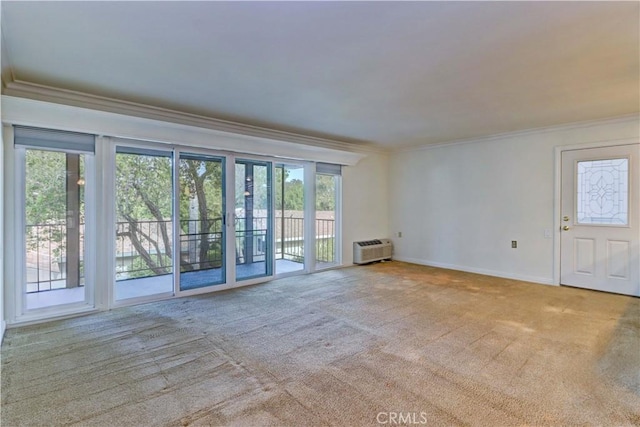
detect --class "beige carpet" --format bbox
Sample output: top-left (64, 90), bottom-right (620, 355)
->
top-left (1, 262), bottom-right (639, 426)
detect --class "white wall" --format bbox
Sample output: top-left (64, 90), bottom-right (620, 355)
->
top-left (389, 117), bottom-right (640, 284)
top-left (342, 152), bottom-right (390, 265)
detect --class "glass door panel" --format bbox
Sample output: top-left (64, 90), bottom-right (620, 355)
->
top-left (24, 149), bottom-right (88, 309)
top-left (315, 174), bottom-right (339, 268)
top-left (115, 148), bottom-right (174, 300)
top-left (275, 164), bottom-right (305, 274)
top-left (179, 154), bottom-right (225, 290)
top-left (235, 160), bottom-right (273, 280)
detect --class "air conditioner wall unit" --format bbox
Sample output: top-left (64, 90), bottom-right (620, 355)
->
top-left (353, 239), bottom-right (393, 265)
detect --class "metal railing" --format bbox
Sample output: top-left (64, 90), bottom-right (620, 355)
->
top-left (26, 216), bottom-right (336, 291)
top-left (179, 218), bottom-right (224, 273)
top-left (276, 216), bottom-right (304, 262)
top-left (25, 223), bottom-right (85, 293)
top-left (116, 220), bottom-right (173, 280)
top-left (315, 218), bottom-right (335, 263)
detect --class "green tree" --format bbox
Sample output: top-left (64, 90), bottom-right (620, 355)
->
top-left (316, 174), bottom-right (336, 211)
top-left (26, 151), bottom-right (337, 280)
top-left (25, 150), bottom-right (67, 225)
top-left (25, 150), bottom-right (86, 260)
top-left (275, 167), bottom-right (305, 211)
top-left (179, 158), bottom-right (224, 271)
top-left (284, 179), bottom-right (304, 210)
top-left (116, 153), bottom-right (173, 276)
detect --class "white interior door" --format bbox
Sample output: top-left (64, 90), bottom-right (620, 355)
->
top-left (560, 144), bottom-right (639, 296)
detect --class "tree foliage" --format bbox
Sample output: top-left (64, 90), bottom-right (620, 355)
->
top-left (116, 153), bottom-right (173, 276)
top-left (275, 167), bottom-right (304, 211)
top-left (25, 150), bottom-right (85, 258)
top-left (26, 150), bottom-right (337, 280)
top-left (316, 174), bottom-right (337, 211)
top-left (179, 157), bottom-right (224, 271)
top-left (25, 150), bottom-right (74, 225)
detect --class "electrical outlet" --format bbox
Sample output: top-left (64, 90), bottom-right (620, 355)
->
top-left (398, 231), bottom-right (402, 238)
top-left (511, 240), bottom-right (517, 248)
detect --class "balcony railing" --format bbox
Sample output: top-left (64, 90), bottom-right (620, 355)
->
top-left (25, 223), bottom-right (86, 293)
top-left (116, 220), bottom-right (173, 280)
top-left (26, 216), bottom-right (336, 292)
top-left (315, 218), bottom-right (335, 263)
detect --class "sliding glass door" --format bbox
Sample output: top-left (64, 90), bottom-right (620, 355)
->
top-left (235, 159), bottom-right (273, 281)
top-left (114, 147), bottom-right (174, 301)
top-left (107, 148), bottom-right (341, 303)
top-left (112, 150), bottom-right (276, 301)
top-left (108, 146), bottom-right (333, 305)
top-left (179, 153), bottom-right (226, 290)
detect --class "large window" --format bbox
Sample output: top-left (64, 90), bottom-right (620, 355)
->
top-left (15, 127), bottom-right (95, 313)
top-left (315, 163), bottom-right (341, 268)
top-left (9, 126), bottom-right (344, 322)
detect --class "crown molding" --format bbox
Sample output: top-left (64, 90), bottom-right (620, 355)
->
top-left (1, 94), bottom-right (368, 165)
top-left (0, 30), bottom-right (16, 91)
top-left (397, 113), bottom-right (640, 153)
top-left (2, 79), bottom-right (386, 155)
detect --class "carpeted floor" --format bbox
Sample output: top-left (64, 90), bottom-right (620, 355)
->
top-left (2, 261), bottom-right (639, 426)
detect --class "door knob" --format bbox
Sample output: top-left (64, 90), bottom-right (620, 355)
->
top-left (563, 225), bottom-right (570, 231)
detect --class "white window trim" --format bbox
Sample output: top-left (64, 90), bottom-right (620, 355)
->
top-left (9, 131), bottom-right (99, 324)
top-left (2, 98), bottom-right (352, 325)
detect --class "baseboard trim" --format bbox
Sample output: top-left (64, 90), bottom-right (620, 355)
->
top-left (393, 256), bottom-right (556, 286)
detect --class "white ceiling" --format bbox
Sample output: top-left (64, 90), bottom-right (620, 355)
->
top-left (1, 1), bottom-right (638, 149)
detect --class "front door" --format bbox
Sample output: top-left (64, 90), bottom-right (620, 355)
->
top-left (560, 144), bottom-right (639, 296)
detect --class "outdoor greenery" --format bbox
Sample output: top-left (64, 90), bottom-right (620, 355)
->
top-left (316, 238), bottom-right (335, 263)
top-left (180, 157), bottom-right (224, 273)
top-left (116, 153), bottom-right (174, 277)
top-left (25, 150), bottom-right (85, 259)
top-left (25, 150), bottom-right (68, 225)
top-left (316, 174), bottom-right (337, 211)
top-left (274, 171), bottom-right (337, 212)
top-left (26, 150), bottom-right (338, 282)
top-left (276, 166), bottom-right (304, 211)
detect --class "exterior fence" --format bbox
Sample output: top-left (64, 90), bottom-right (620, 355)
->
top-left (26, 216), bottom-right (336, 291)
top-left (25, 223), bottom-right (85, 293)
